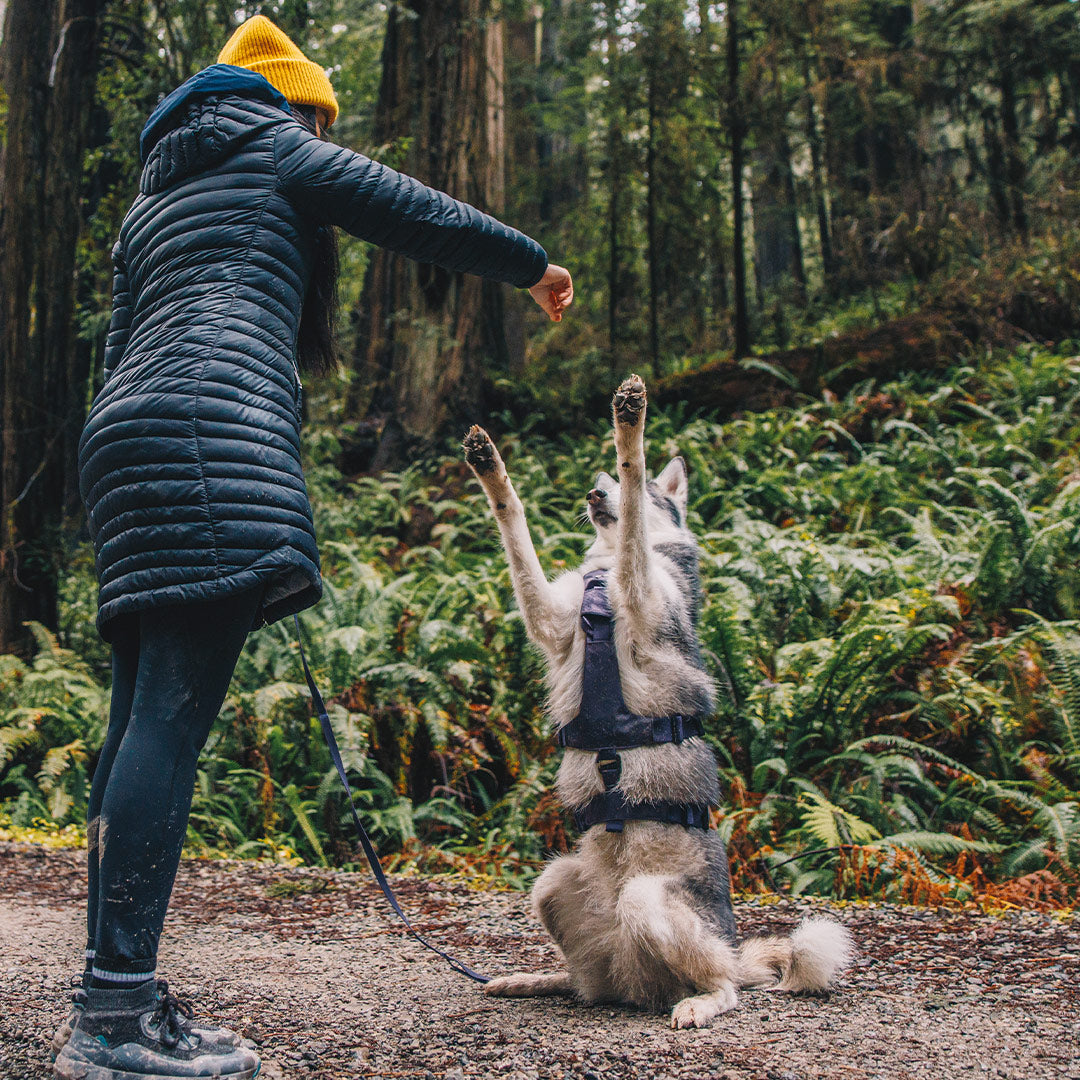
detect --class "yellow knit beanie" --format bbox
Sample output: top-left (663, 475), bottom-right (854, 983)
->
top-left (218, 15), bottom-right (338, 127)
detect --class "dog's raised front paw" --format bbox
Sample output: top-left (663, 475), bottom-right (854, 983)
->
top-left (463, 425), bottom-right (498, 475)
top-left (613, 374), bottom-right (647, 428)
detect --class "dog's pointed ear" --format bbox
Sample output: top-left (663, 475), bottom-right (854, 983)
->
top-left (655, 457), bottom-right (688, 514)
top-left (595, 471), bottom-right (617, 491)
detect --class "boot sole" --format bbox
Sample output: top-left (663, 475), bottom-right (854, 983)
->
top-left (50, 1021), bottom-right (74, 1060)
top-left (53, 1059), bottom-right (259, 1080)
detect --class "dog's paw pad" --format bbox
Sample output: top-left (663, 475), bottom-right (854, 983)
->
top-left (463, 425), bottom-right (497, 474)
top-left (613, 374), bottom-right (646, 426)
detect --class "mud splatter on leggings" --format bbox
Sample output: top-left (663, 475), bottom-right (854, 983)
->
top-left (85, 585), bottom-right (263, 981)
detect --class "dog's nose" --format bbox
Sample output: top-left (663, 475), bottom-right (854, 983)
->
top-left (587, 489), bottom-right (606, 506)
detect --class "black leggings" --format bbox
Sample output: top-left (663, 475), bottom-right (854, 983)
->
top-left (86, 586), bottom-right (262, 979)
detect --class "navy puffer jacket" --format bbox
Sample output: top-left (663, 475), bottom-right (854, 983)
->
top-left (78, 67), bottom-right (547, 643)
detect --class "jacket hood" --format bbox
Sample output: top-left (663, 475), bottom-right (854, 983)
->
top-left (139, 64), bottom-right (291, 193)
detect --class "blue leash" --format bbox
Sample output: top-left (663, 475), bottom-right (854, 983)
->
top-left (292, 614), bottom-right (490, 984)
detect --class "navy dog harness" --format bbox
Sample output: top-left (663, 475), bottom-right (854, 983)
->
top-left (563, 569), bottom-right (712, 833)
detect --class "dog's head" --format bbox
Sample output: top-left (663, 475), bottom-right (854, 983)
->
top-left (585, 457), bottom-right (690, 549)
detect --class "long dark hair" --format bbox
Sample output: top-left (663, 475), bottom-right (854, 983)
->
top-left (292, 104), bottom-right (341, 377)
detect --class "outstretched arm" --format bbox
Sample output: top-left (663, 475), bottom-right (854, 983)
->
top-left (275, 120), bottom-right (547, 288)
top-left (464, 426), bottom-right (578, 656)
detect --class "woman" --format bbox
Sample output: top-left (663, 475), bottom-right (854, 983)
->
top-left (56, 15), bottom-right (572, 1080)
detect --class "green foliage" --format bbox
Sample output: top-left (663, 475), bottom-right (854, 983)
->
top-left (0, 624), bottom-right (108, 826)
top-left (5, 346), bottom-right (1080, 904)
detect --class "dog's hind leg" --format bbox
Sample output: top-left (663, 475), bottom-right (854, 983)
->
top-left (464, 426), bottom-right (579, 655)
top-left (615, 873), bottom-right (739, 1028)
top-left (484, 855), bottom-right (616, 1004)
top-left (532, 854), bottom-right (618, 998)
top-left (483, 971), bottom-right (573, 998)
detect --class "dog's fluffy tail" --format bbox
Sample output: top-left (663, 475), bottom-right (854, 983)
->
top-left (737, 917), bottom-right (854, 992)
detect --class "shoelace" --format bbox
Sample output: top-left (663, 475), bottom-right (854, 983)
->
top-left (150, 980), bottom-right (195, 1049)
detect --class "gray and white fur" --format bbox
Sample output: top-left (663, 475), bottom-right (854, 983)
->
top-left (463, 374), bottom-right (854, 1028)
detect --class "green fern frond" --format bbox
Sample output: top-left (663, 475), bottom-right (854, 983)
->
top-left (875, 831), bottom-right (1002, 856)
top-left (797, 789), bottom-right (881, 846)
top-left (282, 783), bottom-right (328, 867)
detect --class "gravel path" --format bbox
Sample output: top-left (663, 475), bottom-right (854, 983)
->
top-left (2, 842), bottom-right (1077, 1079)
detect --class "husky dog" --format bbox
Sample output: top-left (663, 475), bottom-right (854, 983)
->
top-left (463, 374), bottom-right (853, 1028)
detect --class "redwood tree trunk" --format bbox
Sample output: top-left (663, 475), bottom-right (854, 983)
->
top-left (801, 48), bottom-right (834, 281)
top-left (0, 0), bottom-right (103, 655)
top-left (350, 0), bottom-right (510, 466)
top-left (999, 61), bottom-right (1028, 238)
top-left (646, 72), bottom-right (660, 370)
top-left (727, 0), bottom-right (750, 358)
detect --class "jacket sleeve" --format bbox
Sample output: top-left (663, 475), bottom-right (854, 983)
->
top-left (103, 241), bottom-right (133, 383)
top-left (273, 121), bottom-right (548, 290)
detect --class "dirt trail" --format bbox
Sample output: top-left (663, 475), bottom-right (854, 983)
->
top-left (1, 843), bottom-right (1077, 1080)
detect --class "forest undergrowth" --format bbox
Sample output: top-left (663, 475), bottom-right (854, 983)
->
top-left (2, 345), bottom-right (1079, 911)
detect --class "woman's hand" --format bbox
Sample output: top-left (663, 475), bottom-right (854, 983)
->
top-left (528, 263), bottom-right (574, 322)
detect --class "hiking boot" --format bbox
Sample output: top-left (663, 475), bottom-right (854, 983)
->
top-left (50, 975), bottom-right (87, 1060)
top-left (53, 980), bottom-right (259, 1080)
top-left (51, 976), bottom-right (245, 1060)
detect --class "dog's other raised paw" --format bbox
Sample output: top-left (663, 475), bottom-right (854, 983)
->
top-left (463, 425), bottom-right (498, 475)
top-left (613, 374), bottom-right (647, 427)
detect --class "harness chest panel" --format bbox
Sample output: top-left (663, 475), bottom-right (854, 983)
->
top-left (562, 569), bottom-right (712, 833)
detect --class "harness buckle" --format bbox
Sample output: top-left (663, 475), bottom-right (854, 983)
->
top-left (594, 750), bottom-right (623, 832)
top-left (595, 750), bottom-right (622, 791)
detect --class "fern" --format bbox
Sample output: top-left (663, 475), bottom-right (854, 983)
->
top-left (3, 345), bottom-right (1069, 899)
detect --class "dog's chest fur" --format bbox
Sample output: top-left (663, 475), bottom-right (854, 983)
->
top-left (534, 547), bottom-right (722, 815)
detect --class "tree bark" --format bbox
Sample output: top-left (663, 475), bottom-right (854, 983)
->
top-left (780, 127), bottom-right (807, 299)
top-left (603, 0), bottom-right (624, 369)
top-left (751, 52), bottom-right (806, 301)
top-left (348, 0), bottom-right (510, 465)
top-left (0, 0), bottom-right (103, 655)
top-left (646, 67), bottom-right (660, 371)
top-left (727, 0), bottom-right (750, 357)
top-left (999, 60), bottom-right (1028, 238)
top-left (801, 48), bottom-right (834, 281)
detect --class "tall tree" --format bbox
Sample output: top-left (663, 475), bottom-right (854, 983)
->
top-left (745, 3), bottom-right (807, 306)
top-left (349, 0), bottom-right (513, 465)
top-left (726, 0), bottom-right (751, 356)
top-left (638, 0), bottom-right (703, 367)
top-left (798, 20), bottom-right (834, 283)
top-left (599, 0), bottom-right (633, 369)
top-left (1, 0), bottom-right (104, 655)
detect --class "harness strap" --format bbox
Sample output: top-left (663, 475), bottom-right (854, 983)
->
top-left (293, 614), bottom-right (489, 984)
top-left (557, 712), bottom-right (704, 750)
top-left (568, 569), bottom-right (716, 833)
top-left (564, 569), bottom-right (704, 750)
top-left (573, 792), bottom-right (713, 834)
